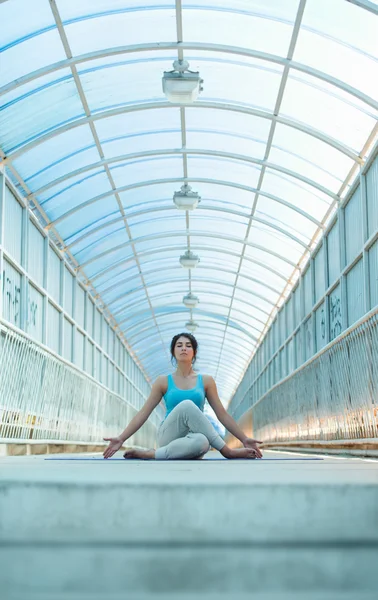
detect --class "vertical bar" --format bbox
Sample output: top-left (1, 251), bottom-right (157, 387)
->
top-left (0, 168), bottom-right (5, 319)
top-left (20, 204), bottom-right (29, 332)
top-left (42, 234), bottom-right (49, 345)
top-left (323, 235), bottom-right (330, 346)
top-left (59, 257), bottom-right (64, 356)
top-left (360, 169), bottom-right (371, 313)
top-left (338, 206), bottom-right (348, 331)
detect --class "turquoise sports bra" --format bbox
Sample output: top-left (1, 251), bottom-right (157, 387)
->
top-left (163, 374), bottom-right (206, 419)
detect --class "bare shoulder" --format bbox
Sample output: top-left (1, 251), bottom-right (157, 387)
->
top-left (202, 374), bottom-right (215, 389)
top-left (154, 374), bottom-right (168, 394)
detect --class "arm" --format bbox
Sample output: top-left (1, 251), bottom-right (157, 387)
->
top-left (103, 376), bottom-right (165, 458)
top-left (204, 376), bottom-right (263, 458)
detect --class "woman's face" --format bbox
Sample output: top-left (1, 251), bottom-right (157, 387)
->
top-left (174, 336), bottom-right (194, 363)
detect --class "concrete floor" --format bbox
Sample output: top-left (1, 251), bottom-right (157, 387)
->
top-left (1, 450), bottom-right (378, 600)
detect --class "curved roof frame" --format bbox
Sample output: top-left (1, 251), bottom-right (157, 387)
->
top-left (123, 292), bottom-right (268, 330)
top-left (8, 101), bottom-right (362, 163)
top-left (90, 245), bottom-right (289, 290)
top-left (32, 149), bottom-right (340, 201)
top-left (1, 41), bottom-right (376, 112)
top-left (21, 129), bottom-right (344, 196)
top-left (53, 177), bottom-right (327, 235)
top-left (73, 211), bottom-right (311, 266)
top-left (100, 264), bottom-right (282, 301)
top-left (109, 275), bottom-right (275, 316)
top-left (78, 230), bottom-right (299, 272)
top-left (68, 202), bottom-right (322, 253)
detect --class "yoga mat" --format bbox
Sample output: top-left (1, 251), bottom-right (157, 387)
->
top-left (45, 457), bottom-right (324, 461)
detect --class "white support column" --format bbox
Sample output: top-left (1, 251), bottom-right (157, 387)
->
top-left (0, 168), bottom-right (5, 319)
top-left (42, 234), bottom-right (49, 345)
top-left (338, 207), bottom-right (348, 331)
top-left (323, 235), bottom-right (330, 346)
top-left (20, 203), bottom-right (29, 332)
top-left (360, 169), bottom-right (371, 313)
top-left (59, 257), bottom-right (64, 356)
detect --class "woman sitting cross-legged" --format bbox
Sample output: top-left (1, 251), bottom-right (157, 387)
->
top-left (103, 333), bottom-right (263, 461)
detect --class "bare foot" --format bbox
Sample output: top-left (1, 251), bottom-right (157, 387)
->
top-left (123, 448), bottom-right (155, 460)
top-left (221, 445), bottom-right (260, 459)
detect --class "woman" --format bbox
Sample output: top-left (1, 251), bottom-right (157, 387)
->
top-left (103, 333), bottom-right (263, 460)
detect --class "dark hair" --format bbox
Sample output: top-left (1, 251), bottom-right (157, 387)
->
top-left (170, 333), bottom-right (198, 365)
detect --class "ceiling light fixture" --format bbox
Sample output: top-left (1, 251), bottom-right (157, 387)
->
top-left (183, 292), bottom-right (199, 308)
top-left (179, 250), bottom-right (200, 269)
top-left (162, 60), bottom-right (203, 104)
top-left (173, 184), bottom-right (201, 210)
top-left (185, 320), bottom-right (198, 333)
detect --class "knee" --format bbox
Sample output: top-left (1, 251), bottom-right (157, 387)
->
top-left (192, 433), bottom-right (210, 455)
top-left (178, 399), bottom-right (199, 412)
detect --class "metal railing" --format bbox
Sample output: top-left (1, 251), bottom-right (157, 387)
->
top-left (231, 308), bottom-right (378, 445)
top-left (0, 320), bottom-right (161, 447)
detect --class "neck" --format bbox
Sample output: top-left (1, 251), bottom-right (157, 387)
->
top-left (175, 364), bottom-right (195, 378)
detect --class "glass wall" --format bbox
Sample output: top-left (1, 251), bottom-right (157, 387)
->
top-left (0, 175), bottom-right (151, 411)
top-left (230, 149), bottom-right (378, 419)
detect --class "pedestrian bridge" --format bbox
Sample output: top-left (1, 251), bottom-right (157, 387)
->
top-left (0, 0), bottom-right (378, 598)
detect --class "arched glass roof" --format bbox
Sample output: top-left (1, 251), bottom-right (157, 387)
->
top-left (1, 0), bottom-right (377, 403)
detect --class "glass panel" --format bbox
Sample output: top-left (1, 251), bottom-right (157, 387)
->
top-left (40, 170), bottom-right (112, 222)
top-left (366, 157), bottom-right (378, 238)
top-left (58, 197), bottom-right (121, 241)
top-left (110, 156), bottom-right (184, 188)
top-left (296, 0), bottom-right (378, 98)
top-left (101, 130), bottom-right (182, 160)
top-left (369, 240), bottom-right (378, 310)
top-left (11, 124), bottom-right (96, 182)
top-left (344, 187), bottom-right (363, 266)
top-left (183, 7), bottom-right (293, 56)
top-left (47, 302), bottom-right (61, 354)
top-left (187, 156), bottom-right (261, 188)
top-left (281, 73), bottom-right (376, 151)
top-left (329, 284), bottom-right (343, 341)
top-left (64, 8), bottom-right (176, 55)
top-left (261, 169), bottom-right (331, 221)
top-left (327, 221), bottom-right (340, 286)
top-left (248, 223), bottom-right (304, 263)
top-left (346, 259), bottom-right (365, 326)
top-left (273, 123), bottom-right (354, 189)
top-left (254, 197), bottom-right (318, 245)
top-left (0, 79), bottom-right (83, 154)
top-left (4, 187), bottom-right (23, 264)
top-left (2, 259), bottom-right (22, 328)
top-left (27, 283), bottom-right (44, 342)
top-left (0, 29), bottom-right (66, 88)
top-left (79, 61), bottom-right (167, 112)
top-left (82, 246), bottom-right (135, 279)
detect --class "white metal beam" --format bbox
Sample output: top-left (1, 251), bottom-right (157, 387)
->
top-left (30, 148), bottom-right (338, 200)
top-left (108, 276), bottom-right (275, 315)
top-left (78, 230), bottom-right (299, 271)
top-left (5, 101), bottom-right (360, 163)
top-left (1, 42), bottom-right (376, 111)
top-left (99, 264), bottom-right (282, 300)
top-left (48, 176), bottom-right (330, 230)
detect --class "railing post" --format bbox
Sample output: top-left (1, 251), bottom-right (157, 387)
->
top-left (0, 167), bottom-right (5, 319)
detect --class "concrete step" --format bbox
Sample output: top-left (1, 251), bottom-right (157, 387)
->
top-left (1, 452), bottom-right (377, 598)
top-left (1, 545), bottom-right (377, 598)
top-left (1, 480), bottom-right (377, 543)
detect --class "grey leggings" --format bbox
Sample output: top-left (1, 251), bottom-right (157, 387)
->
top-left (155, 400), bottom-right (226, 460)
